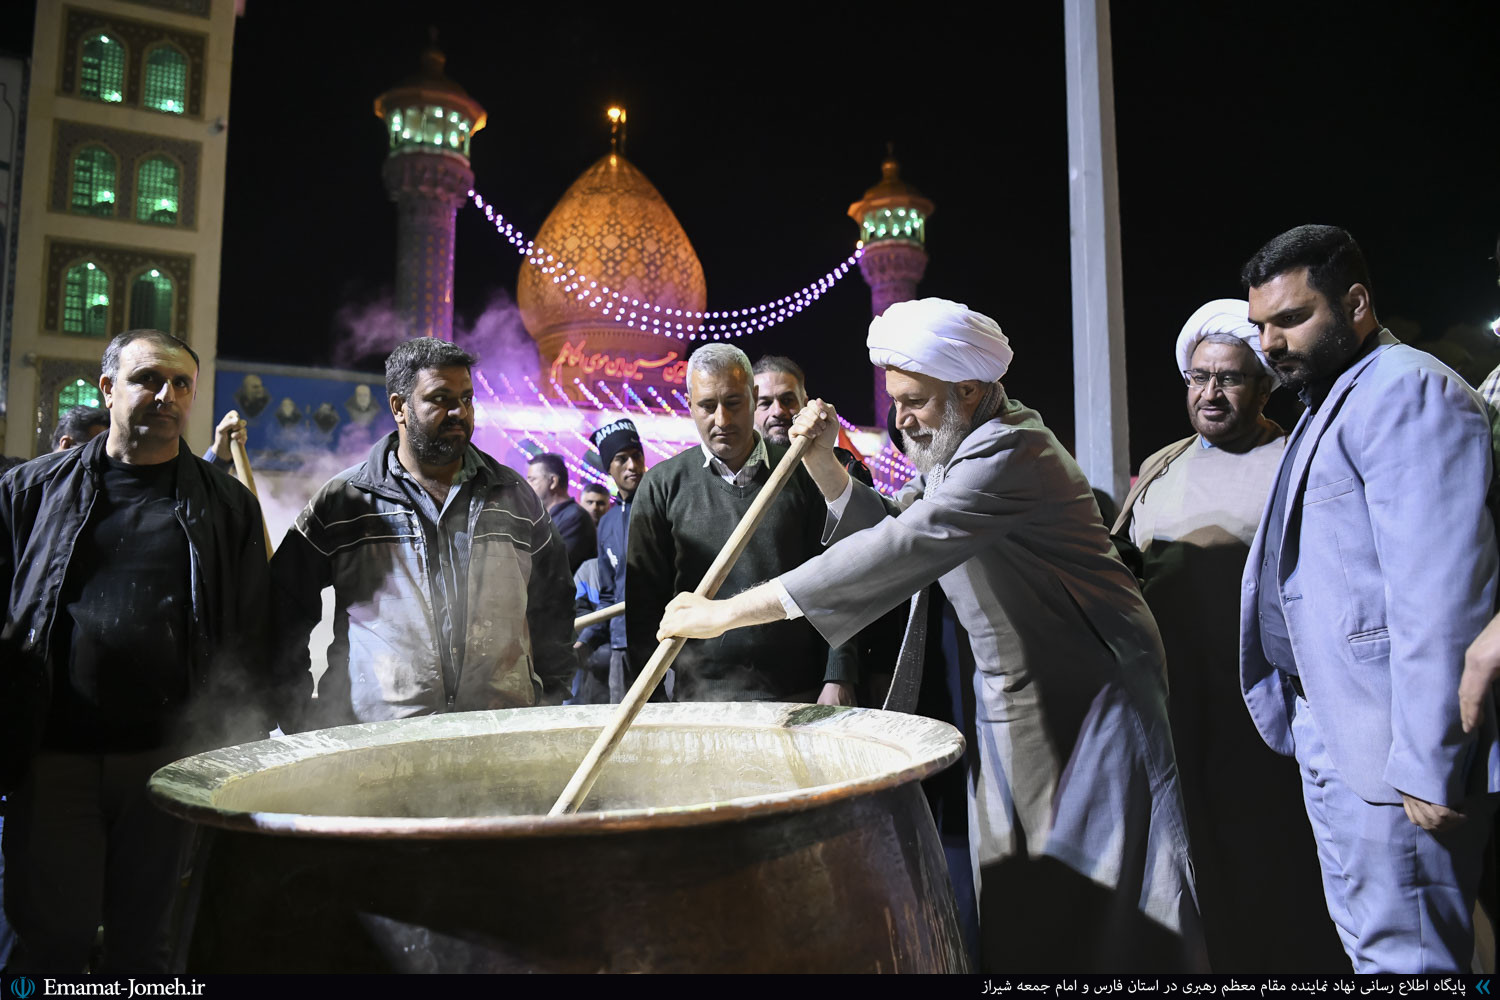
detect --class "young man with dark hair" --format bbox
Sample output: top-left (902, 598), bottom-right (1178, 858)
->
top-left (1237, 225), bottom-right (1498, 972)
top-left (526, 452), bottom-right (595, 573)
top-left (50, 405), bottom-right (109, 452)
top-left (270, 337), bottom-right (575, 729)
top-left (751, 355), bottom-right (807, 447)
top-left (752, 354), bottom-right (875, 482)
top-left (579, 482), bottom-right (611, 527)
top-left (0, 328), bottom-right (275, 971)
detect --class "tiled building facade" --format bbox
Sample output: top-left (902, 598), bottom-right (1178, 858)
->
top-left (3, 0), bottom-right (235, 457)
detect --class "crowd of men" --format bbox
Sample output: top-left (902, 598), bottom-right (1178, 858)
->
top-left (2, 223), bottom-right (1499, 975)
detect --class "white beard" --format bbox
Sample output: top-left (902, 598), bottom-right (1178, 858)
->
top-left (902, 397), bottom-right (969, 476)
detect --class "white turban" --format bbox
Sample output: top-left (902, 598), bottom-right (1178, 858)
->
top-left (1174, 298), bottom-right (1271, 374)
top-left (867, 298), bottom-right (1013, 383)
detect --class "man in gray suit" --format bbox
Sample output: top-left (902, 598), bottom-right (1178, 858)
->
top-left (1239, 225), bottom-right (1499, 972)
top-left (658, 298), bottom-right (1204, 972)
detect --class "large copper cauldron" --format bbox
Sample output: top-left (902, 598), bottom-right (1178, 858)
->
top-left (149, 703), bottom-right (968, 973)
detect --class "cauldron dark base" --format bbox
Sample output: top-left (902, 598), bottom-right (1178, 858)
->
top-left (186, 783), bottom-right (961, 972)
top-left (152, 704), bottom-right (969, 973)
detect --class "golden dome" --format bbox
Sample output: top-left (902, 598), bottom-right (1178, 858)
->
top-left (518, 153), bottom-right (707, 352)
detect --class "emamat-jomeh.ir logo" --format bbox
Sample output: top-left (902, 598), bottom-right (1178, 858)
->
top-left (4, 979), bottom-right (202, 997)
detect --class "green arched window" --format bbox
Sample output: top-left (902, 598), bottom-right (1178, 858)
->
top-left (70, 146), bottom-right (117, 217)
top-left (129, 269), bottom-right (174, 331)
top-left (136, 156), bottom-right (179, 225)
top-left (79, 33), bottom-right (125, 104)
top-left (58, 379), bottom-right (104, 420)
top-left (63, 262), bottom-right (110, 337)
top-left (143, 46), bottom-right (187, 114)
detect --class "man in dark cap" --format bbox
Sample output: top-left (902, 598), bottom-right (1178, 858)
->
top-left (576, 418), bottom-right (646, 702)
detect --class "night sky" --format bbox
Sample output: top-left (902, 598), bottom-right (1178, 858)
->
top-left (13, 3), bottom-right (1500, 465)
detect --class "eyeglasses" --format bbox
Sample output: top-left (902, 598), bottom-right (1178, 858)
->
top-left (1183, 369), bottom-right (1252, 388)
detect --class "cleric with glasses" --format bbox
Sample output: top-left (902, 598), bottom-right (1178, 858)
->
top-left (1109, 298), bottom-right (1325, 971)
top-left (1183, 367), bottom-right (1252, 389)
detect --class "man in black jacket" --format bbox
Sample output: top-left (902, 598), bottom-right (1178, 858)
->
top-left (526, 452), bottom-right (596, 573)
top-left (0, 329), bottom-right (275, 972)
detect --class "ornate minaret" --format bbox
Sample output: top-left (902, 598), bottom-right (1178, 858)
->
top-left (374, 34), bottom-right (486, 340)
top-left (848, 146), bottom-right (934, 422)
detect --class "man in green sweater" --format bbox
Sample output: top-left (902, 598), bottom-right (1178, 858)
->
top-left (626, 344), bottom-right (858, 704)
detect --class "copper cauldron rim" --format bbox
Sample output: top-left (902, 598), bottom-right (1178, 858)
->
top-left (148, 703), bottom-right (965, 841)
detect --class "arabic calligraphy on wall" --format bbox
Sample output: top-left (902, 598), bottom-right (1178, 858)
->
top-left (549, 339), bottom-right (688, 386)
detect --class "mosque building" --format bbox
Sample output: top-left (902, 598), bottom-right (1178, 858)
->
top-left (0, 26), bottom-right (930, 491)
top-left (378, 41), bottom-right (931, 436)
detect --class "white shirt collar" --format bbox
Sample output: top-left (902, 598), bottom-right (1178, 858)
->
top-left (700, 432), bottom-right (767, 487)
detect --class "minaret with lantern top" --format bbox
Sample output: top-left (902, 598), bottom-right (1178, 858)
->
top-left (848, 146), bottom-right (934, 422)
top-left (374, 32), bottom-right (487, 340)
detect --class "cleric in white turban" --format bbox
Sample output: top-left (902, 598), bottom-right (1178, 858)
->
top-left (657, 297), bottom-right (1208, 972)
top-left (1105, 301), bottom-right (1302, 970)
top-left (1174, 297), bottom-right (1273, 375)
top-left (867, 297), bottom-right (1014, 384)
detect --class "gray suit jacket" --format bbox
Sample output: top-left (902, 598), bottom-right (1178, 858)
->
top-left (1239, 332), bottom-right (1500, 806)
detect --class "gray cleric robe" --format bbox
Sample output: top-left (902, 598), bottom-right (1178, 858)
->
top-left (780, 397), bottom-right (1205, 972)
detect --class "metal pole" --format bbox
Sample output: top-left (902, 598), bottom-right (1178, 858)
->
top-left (1063, 0), bottom-right (1130, 505)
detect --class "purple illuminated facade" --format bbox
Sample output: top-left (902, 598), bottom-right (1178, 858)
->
top-left (374, 41), bottom-right (487, 340)
top-left (847, 153), bottom-right (934, 421)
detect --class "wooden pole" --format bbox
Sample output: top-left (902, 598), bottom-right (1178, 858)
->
top-left (550, 435), bottom-right (812, 816)
top-left (573, 601), bottom-right (625, 633)
top-left (230, 438), bottom-right (275, 559)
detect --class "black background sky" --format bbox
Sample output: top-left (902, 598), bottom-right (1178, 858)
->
top-left (11, 2), bottom-right (1500, 464)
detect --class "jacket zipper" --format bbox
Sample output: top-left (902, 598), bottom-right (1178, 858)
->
top-left (172, 501), bottom-right (208, 690)
top-left (409, 508), bottom-right (455, 708)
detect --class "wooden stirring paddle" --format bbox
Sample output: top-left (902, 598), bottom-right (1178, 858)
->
top-left (550, 434), bottom-right (812, 815)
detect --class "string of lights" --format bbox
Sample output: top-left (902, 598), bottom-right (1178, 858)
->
top-left (472, 371), bottom-right (599, 489)
top-left (468, 190), bottom-right (864, 342)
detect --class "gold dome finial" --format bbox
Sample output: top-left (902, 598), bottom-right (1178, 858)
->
top-left (881, 141), bottom-right (901, 183)
top-left (420, 25), bottom-right (445, 76)
top-left (607, 105), bottom-right (628, 157)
